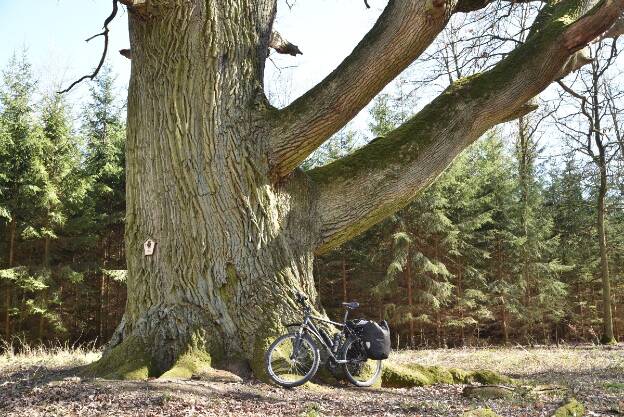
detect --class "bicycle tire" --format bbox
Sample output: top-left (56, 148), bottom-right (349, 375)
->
top-left (340, 337), bottom-right (383, 387)
top-left (265, 332), bottom-right (320, 388)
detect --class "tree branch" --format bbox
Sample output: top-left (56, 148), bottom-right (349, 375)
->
top-left (268, 0), bottom-right (453, 178)
top-left (309, 0), bottom-right (623, 254)
top-left (269, 31), bottom-right (302, 56)
top-left (58, 0), bottom-right (119, 94)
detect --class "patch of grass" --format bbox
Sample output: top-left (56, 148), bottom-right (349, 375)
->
top-left (0, 338), bottom-right (100, 375)
top-left (461, 408), bottom-right (502, 417)
top-left (299, 402), bottom-right (323, 417)
top-left (391, 345), bottom-right (624, 379)
top-left (605, 382), bottom-right (624, 391)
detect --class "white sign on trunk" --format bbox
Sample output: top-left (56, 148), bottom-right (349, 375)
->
top-left (144, 239), bottom-right (156, 256)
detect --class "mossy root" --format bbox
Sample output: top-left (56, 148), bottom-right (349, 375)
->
top-left (159, 348), bottom-right (212, 380)
top-left (81, 337), bottom-right (228, 381)
top-left (461, 408), bottom-right (503, 417)
top-left (552, 399), bottom-right (585, 417)
top-left (381, 362), bottom-right (512, 388)
top-left (81, 335), bottom-right (152, 380)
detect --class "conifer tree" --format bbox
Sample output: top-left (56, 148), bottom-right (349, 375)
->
top-left (0, 52), bottom-right (46, 339)
top-left (81, 66), bottom-right (126, 339)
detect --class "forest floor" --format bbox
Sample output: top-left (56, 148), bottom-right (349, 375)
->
top-left (0, 344), bottom-right (622, 417)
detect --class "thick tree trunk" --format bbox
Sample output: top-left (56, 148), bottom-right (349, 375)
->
top-left (93, 0), bottom-right (320, 379)
top-left (93, 0), bottom-right (623, 380)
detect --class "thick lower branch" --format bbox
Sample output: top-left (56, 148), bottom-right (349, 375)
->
top-left (268, 0), bottom-right (454, 178)
top-left (310, 0), bottom-right (621, 254)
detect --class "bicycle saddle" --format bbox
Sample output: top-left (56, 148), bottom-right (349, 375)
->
top-left (342, 301), bottom-right (359, 309)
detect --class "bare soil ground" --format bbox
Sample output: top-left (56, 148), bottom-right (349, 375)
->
top-left (0, 344), bottom-right (622, 417)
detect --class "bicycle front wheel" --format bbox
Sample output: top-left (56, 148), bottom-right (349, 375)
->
top-left (265, 332), bottom-right (320, 388)
top-left (341, 337), bottom-right (383, 387)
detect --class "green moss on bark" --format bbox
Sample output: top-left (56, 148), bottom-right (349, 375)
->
top-left (471, 369), bottom-right (513, 385)
top-left (553, 399), bottom-right (585, 417)
top-left (251, 318), bottom-right (285, 382)
top-left (461, 408), bottom-right (503, 417)
top-left (381, 362), bottom-right (512, 388)
top-left (82, 336), bottom-right (152, 380)
top-left (159, 348), bottom-right (212, 379)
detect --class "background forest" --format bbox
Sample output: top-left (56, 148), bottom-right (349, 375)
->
top-left (0, 41), bottom-right (622, 349)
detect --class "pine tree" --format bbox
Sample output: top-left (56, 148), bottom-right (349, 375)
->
top-left (81, 66), bottom-right (126, 340)
top-left (473, 133), bottom-right (521, 345)
top-left (546, 157), bottom-right (597, 341)
top-left (39, 93), bottom-right (83, 266)
top-left (0, 51), bottom-right (47, 340)
top-left (512, 116), bottom-right (568, 344)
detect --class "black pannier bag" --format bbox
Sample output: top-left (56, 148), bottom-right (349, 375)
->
top-left (357, 320), bottom-right (391, 360)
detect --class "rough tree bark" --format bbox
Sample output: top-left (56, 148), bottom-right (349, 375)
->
top-left (91, 0), bottom-right (624, 379)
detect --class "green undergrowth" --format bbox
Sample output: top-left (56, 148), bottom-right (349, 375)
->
top-left (381, 362), bottom-right (512, 388)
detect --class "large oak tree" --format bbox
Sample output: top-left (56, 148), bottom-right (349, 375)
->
top-left (86, 0), bottom-right (624, 379)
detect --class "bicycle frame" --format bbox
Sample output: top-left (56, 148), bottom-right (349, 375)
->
top-left (294, 309), bottom-right (356, 364)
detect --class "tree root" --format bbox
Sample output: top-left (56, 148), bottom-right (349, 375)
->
top-left (81, 335), bottom-right (152, 380)
top-left (381, 362), bottom-right (513, 388)
top-left (158, 348), bottom-right (212, 380)
top-left (461, 409), bottom-right (503, 417)
top-left (552, 399), bottom-right (585, 417)
top-left (81, 335), bottom-right (243, 382)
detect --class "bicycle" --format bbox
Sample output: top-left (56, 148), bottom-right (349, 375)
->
top-left (264, 292), bottom-right (386, 388)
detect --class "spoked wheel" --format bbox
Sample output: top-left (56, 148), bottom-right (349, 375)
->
top-left (265, 333), bottom-right (320, 388)
top-left (340, 337), bottom-right (382, 387)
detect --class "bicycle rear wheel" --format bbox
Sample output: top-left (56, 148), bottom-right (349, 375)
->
top-left (265, 332), bottom-right (320, 388)
top-left (341, 337), bottom-right (382, 387)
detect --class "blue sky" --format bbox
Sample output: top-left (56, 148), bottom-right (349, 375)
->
top-left (0, 0), bottom-right (606, 157)
top-left (0, 0), bottom-right (131, 104)
top-left (0, 0), bottom-right (386, 126)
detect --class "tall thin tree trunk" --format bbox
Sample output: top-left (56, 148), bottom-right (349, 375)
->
top-left (8, 218), bottom-right (15, 267)
top-left (44, 237), bottom-right (50, 266)
top-left (502, 301), bottom-right (509, 346)
top-left (459, 267), bottom-right (465, 346)
top-left (592, 73), bottom-right (616, 345)
top-left (4, 218), bottom-right (16, 339)
top-left (405, 251), bottom-right (414, 347)
top-left (597, 162), bottom-right (615, 343)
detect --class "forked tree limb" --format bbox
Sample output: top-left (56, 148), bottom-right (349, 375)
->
top-left (58, 0), bottom-right (119, 94)
top-left (267, 0), bottom-right (547, 179)
top-left (309, 0), bottom-right (624, 254)
top-left (267, 0), bottom-right (454, 179)
top-left (564, 1), bottom-right (623, 50)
